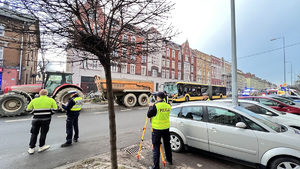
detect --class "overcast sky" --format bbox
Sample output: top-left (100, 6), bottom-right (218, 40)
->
top-left (169, 0), bottom-right (300, 86)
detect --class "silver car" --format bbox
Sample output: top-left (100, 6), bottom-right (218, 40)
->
top-left (170, 101), bottom-right (300, 169)
top-left (215, 99), bottom-right (300, 130)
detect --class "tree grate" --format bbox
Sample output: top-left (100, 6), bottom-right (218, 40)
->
top-left (121, 145), bottom-right (144, 155)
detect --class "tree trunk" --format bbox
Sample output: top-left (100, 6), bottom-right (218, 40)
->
top-left (103, 63), bottom-right (118, 168)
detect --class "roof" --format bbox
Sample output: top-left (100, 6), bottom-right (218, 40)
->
top-left (0, 6), bottom-right (37, 23)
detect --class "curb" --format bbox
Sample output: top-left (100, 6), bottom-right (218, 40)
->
top-left (81, 102), bottom-right (119, 113)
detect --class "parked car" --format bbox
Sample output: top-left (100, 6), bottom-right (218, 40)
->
top-left (169, 101), bottom-right (300, 169)
top-left (266, 94), bottom-right (300, 106)
top-left (275, 95), bottom-right (300, 103)
top-left (239, 96), bottom-right (300, 115)
top-left (215, 99), bottom-right (300, 130)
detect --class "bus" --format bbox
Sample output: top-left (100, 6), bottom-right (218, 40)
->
top-left (163, 81), bottom-right (227, 102)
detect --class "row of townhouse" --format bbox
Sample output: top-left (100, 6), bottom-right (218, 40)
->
top-left (0, 4), bottom-right (276, 94)
top-left (66, 37), bottom-right (276, 95)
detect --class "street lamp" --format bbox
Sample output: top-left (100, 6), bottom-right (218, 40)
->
top-left (270, 37), bottom-right (286, 85)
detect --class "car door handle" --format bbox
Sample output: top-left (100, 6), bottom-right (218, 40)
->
top-left (210, 127), bottom-right (218, 132)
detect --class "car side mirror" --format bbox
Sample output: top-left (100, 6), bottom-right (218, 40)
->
top-left (236, 122), bottom-right (246, 128)
top-left (266, 112), bottom-right (273, 116)
top-left (278, 104), bottom-right (285, 108)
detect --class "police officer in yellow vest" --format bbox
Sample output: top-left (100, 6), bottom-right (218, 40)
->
top-left (147, 92), bottom-right (172, 169)
top-left (61, 90), bottom-right (83, 147)
top-left (26, 89), bottom-right (57, 155)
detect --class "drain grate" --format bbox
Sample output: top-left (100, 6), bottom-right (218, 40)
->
top-left (121, 145), bottom-right (144, 155)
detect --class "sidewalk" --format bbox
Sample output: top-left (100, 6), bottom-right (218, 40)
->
top-left (55, 140), bottom-right (181, 169)
top-left (57, 102), bottom-right (184, 169)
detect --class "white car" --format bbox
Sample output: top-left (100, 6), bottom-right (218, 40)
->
top-left (215, 99), bottom-right (300, 130)
top-left (170, 101), bottom-right (300, 169)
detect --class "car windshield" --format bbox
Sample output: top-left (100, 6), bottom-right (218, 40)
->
top-left (235, 106), bottom-right (281, 132)
top-left (272, 97), bottom-right (295, 105)
top-left (163, 82), bottom-right (178, 95)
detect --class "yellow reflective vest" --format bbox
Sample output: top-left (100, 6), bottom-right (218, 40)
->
top-left (70, 97), bottom-right (83, 111)
top-left (152, 102), bottom-right (171, 130)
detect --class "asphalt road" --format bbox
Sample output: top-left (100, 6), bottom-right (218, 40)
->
top-left (0, 104), bottom-right (252, 169)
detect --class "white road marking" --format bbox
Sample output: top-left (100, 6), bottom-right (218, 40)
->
top-left (121, 109), bottom-right (132, 112)
top-left (57, 115), bottom-right (67, 118)
top-left (5, 118), bottom-right (31, 123)
top-left (93, 111), bottom-right (108, 114)
top-left (139, 107), bottom-right (148, 110)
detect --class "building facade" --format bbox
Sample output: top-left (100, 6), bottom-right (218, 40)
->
top-left (0, 4), bottom-right (40, 91)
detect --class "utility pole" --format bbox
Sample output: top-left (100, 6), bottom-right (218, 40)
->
top-left (231, 0), bottom-right (238, 106)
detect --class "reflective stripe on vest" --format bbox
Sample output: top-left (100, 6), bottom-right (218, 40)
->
top-left (152, 102), bottom-right (171, 130)
top-left (70, 97), bottom-right (83, 111)
top-left (163, 96), bottom-right (169, 104)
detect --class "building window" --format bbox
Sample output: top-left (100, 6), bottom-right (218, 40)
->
top-left (191, 76), bottom-right (193, 81)
top-left (172, 71), bottom-right (175, 79)
top-left (131, 55), bottom-right (135, 60)
top-left (0, 47), bottom-right (3, 66)
top-left (178, 52), bottom-right (181, 60)
top-left (142, 44), bottom-right (146, 51)
top-left (178, 62), bottom-right (181, 70)
top-left (112, 49), bottom-right (118, 57)
top-left (142, 55), bottom-right (146, 63)
top-left (162, 69), bottom-right (165, 78)
top-left (0, 25), bottom-right (4, 36)
top-left (111, 62), bottom-right (118, 72)
top-left (172, 50), bottom-right (175, 59)
top-left (178, 72), bottom-right (181, 80)
top-left (191, 66), bottom-right (194, 72)
top-left (152, 69), bottom-right (157, 77)
top-left (166, 70), bottom-right (169, 79)
top-left (172, 61), bottom-right (175, 69)
top-left (93, 60), bottom-right (98, 69)
top-left (167, 48), bottom-right (170, 58)
top-left (122, 48), bottom-right (127, 57)
top-left (131, 36), bottom-right (136, 44)
top-left (166, 60), bottom-right (170, 67)
top-left (121, 63), bottom-right (127, 73)
top-left (162, 58), bottom-right (165, 67)
top-left (81, 60), bottom-right (87, 69)
top-left (191, 56), bottom-right (194, 64)
top-left (141, 66), bottom-right (146, 76)
top-left (130, 64), bottom-right (135, 74)
top-left (123, 34), bottom-right (128, 42)
top-left (185, 55), bottom-right (189, 62)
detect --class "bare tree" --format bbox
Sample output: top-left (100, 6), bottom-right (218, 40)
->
top-left (21, 0), bottom-right (177, 168)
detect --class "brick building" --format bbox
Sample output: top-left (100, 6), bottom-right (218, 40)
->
top-left (0, 4), bottom-right (40, 91)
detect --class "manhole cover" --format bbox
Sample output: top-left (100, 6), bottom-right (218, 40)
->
top-left (121, 145), bottom-right (145, 155)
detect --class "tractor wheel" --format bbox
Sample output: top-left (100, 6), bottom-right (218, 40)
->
top-left (138, 93), bottom-right (149, 106)
top-left (123, 93), bottom-right (137, 108)
top-left (55, 87), bottom-right (84, 111)
top-left (0, 93), bottom-right (27, 117)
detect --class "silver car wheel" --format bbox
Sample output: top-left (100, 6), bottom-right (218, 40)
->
top-left (270, 157), bottom-right (300, 169)
top-left (170, 133), bottom-right (183, 152)
top-left (277, 162), bottom-right (299, 169)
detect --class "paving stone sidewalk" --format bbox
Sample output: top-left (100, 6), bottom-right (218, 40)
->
top-left (54, 140), bottom-right (185, 169)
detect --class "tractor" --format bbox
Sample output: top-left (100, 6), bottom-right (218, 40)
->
top-left (0, 71), bottom-right (84, 117)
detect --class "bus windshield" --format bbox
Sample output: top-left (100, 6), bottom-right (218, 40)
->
top-left (163, 82), bottom-right (178, 95)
